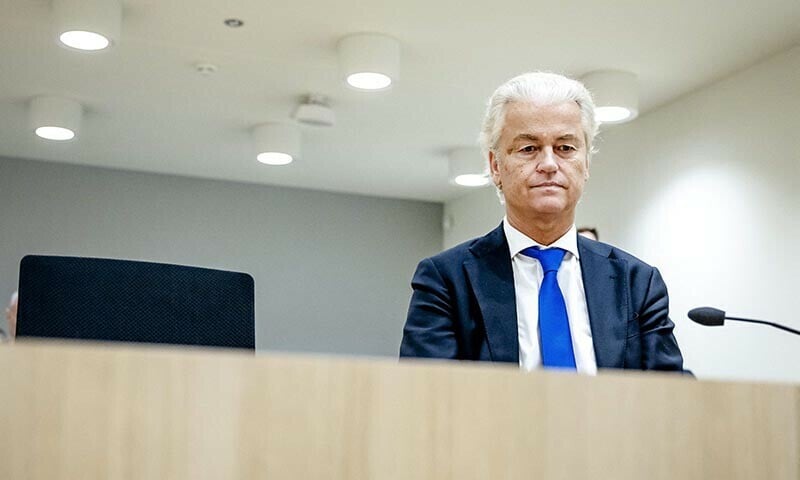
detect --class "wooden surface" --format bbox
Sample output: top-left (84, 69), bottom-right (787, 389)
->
top-left (0, 341), bottom-right (797, 480)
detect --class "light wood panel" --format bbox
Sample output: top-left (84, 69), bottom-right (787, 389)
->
top-left (0, 341), bottom-right (797, 479)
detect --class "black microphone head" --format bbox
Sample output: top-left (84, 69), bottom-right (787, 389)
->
top-left (688, 307), bottom-right (726, 326)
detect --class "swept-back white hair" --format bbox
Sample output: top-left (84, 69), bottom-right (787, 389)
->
top-left (478, 71), bottom-right (599, 165)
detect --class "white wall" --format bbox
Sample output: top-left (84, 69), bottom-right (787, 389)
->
top-left (443, 187), bottom-right (504, 249)
top-left (443, 46), bottom-right (800, 383)
top-left (0, 158), bottom-right (443, 357)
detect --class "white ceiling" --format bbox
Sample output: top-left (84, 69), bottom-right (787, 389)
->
top-left (1, 0), bottom-right (798, 202)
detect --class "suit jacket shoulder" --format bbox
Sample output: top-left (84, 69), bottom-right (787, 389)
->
top-left (401, 224), bottom-right (514, 361)
top-left (577, 236), bottom-right (685, 371)
top-left (425, 223), bottom-right (507, 268)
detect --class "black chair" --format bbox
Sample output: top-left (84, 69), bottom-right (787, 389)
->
top-left (16, 255), bottom-right (255, 350)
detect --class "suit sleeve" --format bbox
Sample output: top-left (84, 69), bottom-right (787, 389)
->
top-left (638, 267), bottom-right (687, 372)
top-left (399, 258), bottom-right (459, 359)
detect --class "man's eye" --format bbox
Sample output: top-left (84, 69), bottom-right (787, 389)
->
top-left (557, 145), bottom-right (577, 152)
top-left (519, 145), bottom-right (537, 153)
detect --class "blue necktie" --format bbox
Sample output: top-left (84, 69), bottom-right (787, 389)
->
top-left (520, 247), bottom-right (576, 369)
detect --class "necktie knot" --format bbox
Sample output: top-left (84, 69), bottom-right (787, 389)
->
top-left (521, 247), bottom-right (566, 273)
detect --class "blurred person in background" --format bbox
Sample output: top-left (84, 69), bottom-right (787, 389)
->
top-left (2, 291), bottom-right (17, 342)
top-left (578, 227), bottom-right (598, 241)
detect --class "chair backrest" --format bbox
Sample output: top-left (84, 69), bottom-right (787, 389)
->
top-left (17, 255), bottom-right (255, 350)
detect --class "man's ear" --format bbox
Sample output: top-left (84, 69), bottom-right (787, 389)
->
top-left (489, 151), bottom-right (501, 186)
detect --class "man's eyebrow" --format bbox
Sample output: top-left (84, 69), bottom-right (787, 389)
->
top-left (509, 133), bottom-right (582, 143)
top-left (510, 133), bottom-right (541, 143)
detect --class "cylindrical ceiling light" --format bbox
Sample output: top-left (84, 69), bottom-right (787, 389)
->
top-left (337, 33), bottom-right (400, 91)
top-left (253, 123), bottom-right (300, 166)
top-left (581, 70), bottom-right (639, 124)
top-left (29, 96), bottom-right (83, 141)
top-left (53, 0), bottom-right (122, 51)
top-left (449, 147), bottom-right (490, 187)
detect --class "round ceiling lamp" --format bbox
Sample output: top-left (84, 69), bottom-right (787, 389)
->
top-left (253, 123), bottom-right (301, 166)
top-left (581, 70), bottom-right (639, 124)
top-left (29, 96), bottom-right (83, 141)
top-left (449, 147), bottom-right (490, 187)
top-left (337, 33), bottom-right (400, 91)
top-left (53, 0), bottom-right (122, 51)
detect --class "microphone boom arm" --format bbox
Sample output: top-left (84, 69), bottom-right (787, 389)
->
top-left (726, 317), bottom-right (800, 336)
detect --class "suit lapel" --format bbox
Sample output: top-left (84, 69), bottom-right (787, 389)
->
top-left (464, 225), bottom-right (519, 363)
top-left (578, 237), bottom-right (628, 368)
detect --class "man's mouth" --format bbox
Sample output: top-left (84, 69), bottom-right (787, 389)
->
top-left (532, 181), bottom-right (564, 188)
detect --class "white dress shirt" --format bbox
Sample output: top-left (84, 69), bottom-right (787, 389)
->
top-left (503, 219), bottom-right (597, 375)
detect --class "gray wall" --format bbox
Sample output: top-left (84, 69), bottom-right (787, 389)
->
top-left (0, 157), bottom-right (442, 356)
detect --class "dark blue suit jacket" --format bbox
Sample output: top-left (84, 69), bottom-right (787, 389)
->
top-left (400, 224), bottom-right (685, 371)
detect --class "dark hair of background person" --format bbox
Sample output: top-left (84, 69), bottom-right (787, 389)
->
top-left (577, 227), bottom-right (599, 241)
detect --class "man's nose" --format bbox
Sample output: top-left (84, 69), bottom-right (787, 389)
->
top-left (536, 147), bottom-right (559, 173)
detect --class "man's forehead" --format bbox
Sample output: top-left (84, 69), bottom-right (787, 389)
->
top-left (502, 100), bottom-right (584, 139)
top-left (505, 99), bottom-right (582, 119)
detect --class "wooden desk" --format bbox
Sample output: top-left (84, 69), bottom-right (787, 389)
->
top-left (0, 341), bottom-right (797, 479)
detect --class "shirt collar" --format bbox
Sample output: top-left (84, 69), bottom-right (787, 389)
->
top-left (503, 217), bottom-right (580, 260)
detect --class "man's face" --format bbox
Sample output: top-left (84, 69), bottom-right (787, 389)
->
top-left (489, 100), bottom-right (588, 225)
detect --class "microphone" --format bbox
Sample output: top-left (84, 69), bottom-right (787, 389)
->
top-left (688, 307), bottom-right (800, 336)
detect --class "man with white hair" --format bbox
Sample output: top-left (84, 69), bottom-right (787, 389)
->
top-left (400, 72), bottom-right (685, 373)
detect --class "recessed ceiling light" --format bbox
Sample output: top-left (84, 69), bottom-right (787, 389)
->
top-left (338, 33), bottom-right (400, 91)
top-left (448, 147), bottom-right (489, 187)
top-left (59, 30), bottom-right (110, 51)
top-left (253, 123), bottom-right (300, 166)
top-left (346, 72), bottom-right (392, 90)
top-left (29, 96), bottom-right (83, 142)
top-left (581, 70), bottom-right (639, 125)
top-left (224, 18), bottom-right (244, 28)
top-left (595, 106), bottom-right (634, 123)
top-left (54, 0), bottom-right (121, 51)
top-left (454, 174), bottom-right (490, 187)
top-left (257, 152), bottom-right (293, 166)
top-left (35, 126), bottom-right (76, 141)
